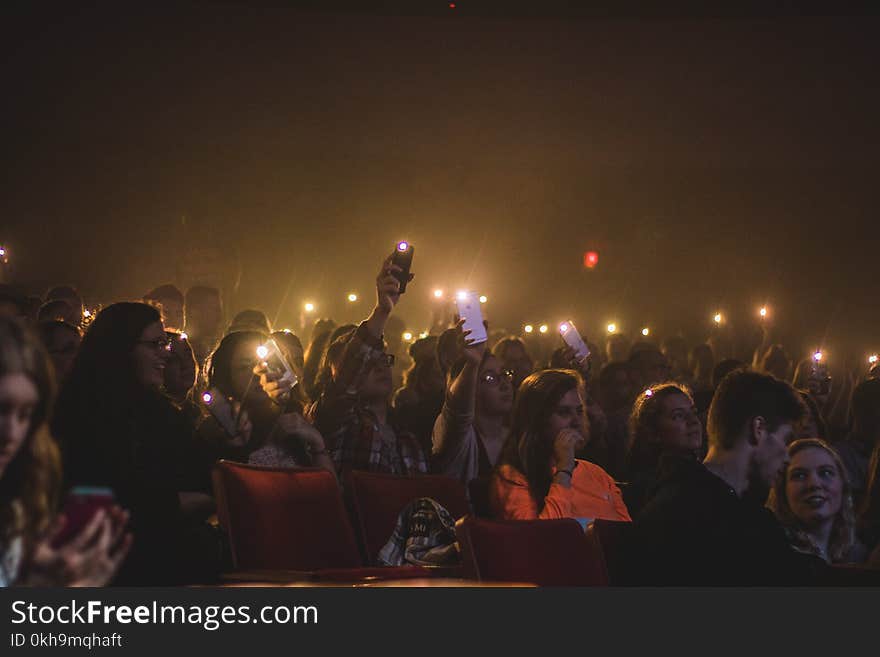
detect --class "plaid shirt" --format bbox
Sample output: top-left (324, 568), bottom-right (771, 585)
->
top-left (310, 322), bottom-right (428, 477)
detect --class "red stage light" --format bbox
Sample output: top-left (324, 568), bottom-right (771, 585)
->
top-left (584, 251), bottom-right (599, 268)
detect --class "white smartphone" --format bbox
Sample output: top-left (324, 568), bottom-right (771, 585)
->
top-left (202, 388), bottom-right (238, 437)
top-left (257, 338), bottom-right (299, 389)
top-left (559, 320), bottom-right (590, 362)
top-left (455, 291), bottom-right (488, 345)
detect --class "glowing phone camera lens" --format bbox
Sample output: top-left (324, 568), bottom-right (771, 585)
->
top-left (869, 355), bottom-right (878, 365)
top-left (813, 351), bottom-right (823, 362)
top-left (539, 324), bottom-right (549, 334)
top-left (607, 323), bottom-right (616, 334)
top-left (524, 324), bottom-right (534, 334)
top-left (256, 345), bottom-right (269, 360)
top-left (559, 323), bottom-right (569, 334)
top-left (202, 392), bottom-right (213, 404)
top-left (397, 241), bottom-right (409, 251)
top-left (641, 328), bottom-right (650, 336)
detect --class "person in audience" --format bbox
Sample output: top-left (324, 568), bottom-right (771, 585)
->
top-left (35, 320), bottom-right (81, 384)
top-left (0, 317), bottom-right (130, 586)
top-left (767, 438), bottom-right (865, 564)
top-left (0, 286), bottom-right (27, 320)
top-left (394, 335), bottom-right (445, 459)
top-left (596, 361), bottom-right (635, 480)
top-left (661, 335), bottom-right (692, 386)
top-left (433, 322), bottom-right (513, 485)
top-left (490, 369), bottom-right (630, 522)
top-left (228, 309), bottom-right (272, 335)
top-left (795, 390), bottom-right (828, 442)
top-left (143, 284), bottom-right (185, 332)
top-left (163, 331), bottom-right (198, 410)
top-left (605, 333), bottom-right (630, 364)
top-left (758, 344), bottom-right (792, 382)
top-left (52, 302), bottom-right (211, 584)
top-left (624, 383), bottom-right (702, 517)
top-left (493, 336), bottom-right (534, 393)
top-left (45, 286), bottom-right (84, 328)
top-left (857, 444), bottom-right (880, 564)
top-left (184, 285), bottom-right (223, 370)
top-left (302, 327), bottom-right (333, 400)
top-left (37, 299), bottom-right (77, 325)
top-left (836, 379), bottom-right (880, 506)
top-left (627, 369), bottom-right (817, 585)
top-left (295, 254), bottom-right (428, 476)
top-left (205, 330), bottom-right (333, 477)
top-left (627, 345), bottom-right (671, 391)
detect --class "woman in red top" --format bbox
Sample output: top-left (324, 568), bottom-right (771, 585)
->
top-left (490, 369), bottom-right (630, 522)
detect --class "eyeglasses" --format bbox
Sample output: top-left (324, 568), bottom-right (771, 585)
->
top-left (369, 353), bottom-right (396, 368)
top-left (480, 369), bottom-right (514, 386)
top-left (137, 337), bottom-right (172, 352)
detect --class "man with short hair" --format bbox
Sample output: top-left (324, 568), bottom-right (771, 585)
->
top-left (626, 369), bottom-right (817, 585)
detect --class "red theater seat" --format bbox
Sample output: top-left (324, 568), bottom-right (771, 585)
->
top-left (212, 462), bottom-right (362, 571)
top-left (346, 470), bottom-right (470, 564)
top-left (455, 516), bottom-right (609, 586)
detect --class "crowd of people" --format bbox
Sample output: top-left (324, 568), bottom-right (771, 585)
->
top-left (1, 251), bottom-right (879, 587)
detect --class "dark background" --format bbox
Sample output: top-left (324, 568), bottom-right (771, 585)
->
top-left (2, 1), bottom-right (877, 360)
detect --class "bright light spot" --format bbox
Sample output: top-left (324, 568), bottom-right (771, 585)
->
top-left (641, 327), bottom-right (650, 337)
top-left (419, 331), bottom-right (429, 339)
top-left (304, 302), bottom-right (315, 313)
top-left (813, 351), bottom-right (823, 363)
top-left (202, 392), bottom-right (213, 404)
top-left (869, 355), bottom-right (878, 365)
top-left (348, 293), bottom-right (358, 302)
top-left (0, 247), bottom-right (5, 257)
top-left (83, 309), bottom-right (92, 318)
top-left (524, 324), bottom-right (534, 334)
top-left (180, 332), bottom-right (188, 340)
top-left (479, 295), bottom-right (488, 304)
top-left (644, 388), bottom-right (654, 397)
top-left (256, 345), bottom-right (269, 360)
top-left (402, 331), bottom-right (413, 342)
top-left (456, 291), bottom-right (468, 301)
top-left (759, 307), bottom-right (768, 318)
top-left (713, 313), bottom-right (723, 324)
top-left (607, 323), bottom-right (616, 334)
top-left (539, 324), bottom-right (549, 334)
top-left (397, 241), bottom-right (409, 251)
top-left (433, 289), bottom-right (444, 299)
top-left (583, 251), bottom-right (599, 269)
top-left (282, 329), bottom-right (292, 334)
top-left (559, 323), bottom-right (569, 334)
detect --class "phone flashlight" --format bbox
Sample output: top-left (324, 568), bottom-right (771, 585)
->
top-left (539, 324), bottom-right (548, 334)
top-left (303, 302), bottom-right (315, 313)
top-left (256, 345), bottom-right (269, 361)
top-left (433, 289), bottom-right (444, 299)
top-left (713, 313), bottom-right (723, 324)
top-left (813, 351), bottom-right (823, 363)
top-left (869, 355), bottom-right (878, 365)
top-left (759, 307), bottom-right (768, 318)
top-left (641, 328), bottom-right (650, 337)
top-left (607, 323), bottom-right (616, 334)
top-left (397, 241), bottom-right (409, 252)
top-left (524, 324), bottom-right (534, 334)
top-left (479, 295), bottom-right (488, 304)
top-left (348, 293), bottom-right (358, 302)
top-left (402, 331), bottom-right (413, 342)
top-left (202, 391), bottom-right (213, 404)
top-left (180, 332), bottom-right (188, 341)
top-left (559, 323), bottom-right (570, 334)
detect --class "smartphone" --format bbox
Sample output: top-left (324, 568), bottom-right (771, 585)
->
top-left (51, 486), bottom-right (115, 548)
top-left (391, 241), bottom-right (414, 294)
top-left (257, 338), bottom-right (298, 390)
top-left (559, 320), bottom-right (590, 362)
top-left (455, 291), bottom-right (488, 345)
top-left (202, 387), bottom-right (238, 437)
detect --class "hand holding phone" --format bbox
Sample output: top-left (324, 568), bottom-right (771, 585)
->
top-left (455, 291), bottom-right (488, 345)
top-left (391, 241), bottom-right (415, 294)
top-left (51, 487), bottom-right (116, 549)
top-left (257, 339), bottom-right (298, 390)
top-left (202, 388), bottom-right (239, 437)
top-left (559, 321), bottom-right (590, 363)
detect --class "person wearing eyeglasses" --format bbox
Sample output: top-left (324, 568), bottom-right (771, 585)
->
top-left (305, 254), bottom-right (428, 477)
top-left (52, 302), bottom-right (217, 584)
top-left (431, 321), bottom-right (514, 486)
top-left (490, 369), bottom-right (630, 522)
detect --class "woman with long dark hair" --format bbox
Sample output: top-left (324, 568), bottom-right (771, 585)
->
top-left (490, 369), bottom-right (630, 522)
top-left (52, 302), bottom-right (201, 584)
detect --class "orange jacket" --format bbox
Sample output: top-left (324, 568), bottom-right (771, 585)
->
top-left (490, 459), bottom-right (631, 522)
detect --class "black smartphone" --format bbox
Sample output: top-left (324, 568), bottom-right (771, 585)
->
top-left (391, 241), bottom-right (414, 294)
